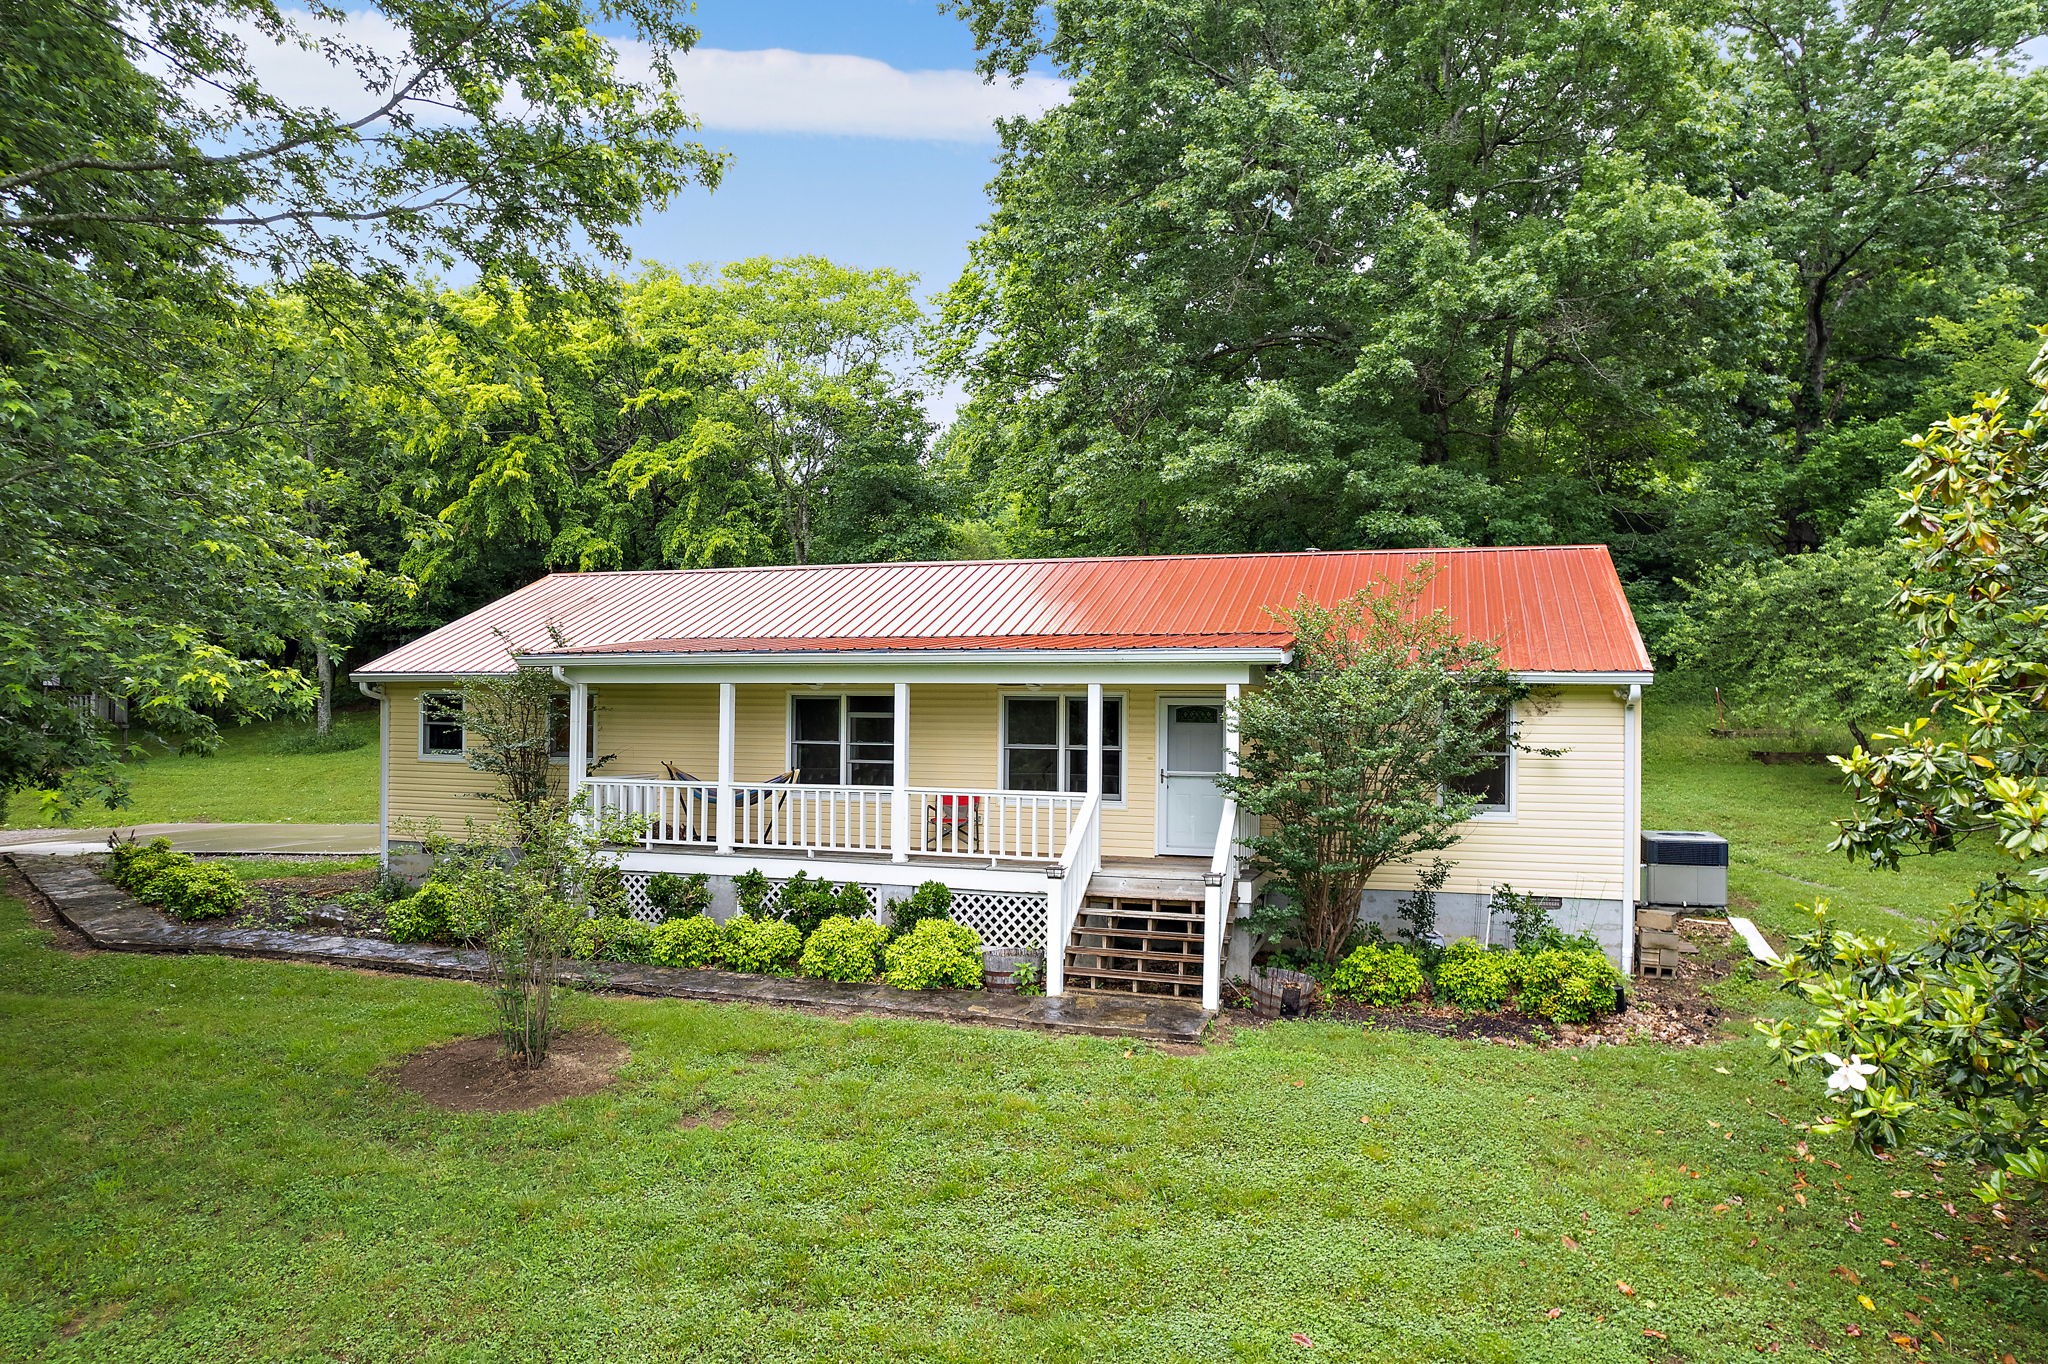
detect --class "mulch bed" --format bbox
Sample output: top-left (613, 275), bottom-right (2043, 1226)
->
top-left (230, 865), bottom-right (386, 936)
top-left (386, 1030), bottom-right (628, 1113)
top-left (1226, 916), bottom-right (1743, 1048)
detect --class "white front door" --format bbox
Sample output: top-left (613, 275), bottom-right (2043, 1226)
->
top-left (1158, 699), bottom-right (1228, 855)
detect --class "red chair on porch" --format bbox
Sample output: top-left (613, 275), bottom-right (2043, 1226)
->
top-left (926, 793), bottom-right (982, 852)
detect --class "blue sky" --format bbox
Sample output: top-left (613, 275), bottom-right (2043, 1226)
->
top-left (620, 1), bottom-right (1044, 304)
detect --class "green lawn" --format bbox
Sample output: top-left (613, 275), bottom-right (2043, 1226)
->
top-left (1641, 697), bottom-right (2003, 942)
top-left (1, 713), bottom-right (380, 830)
top-left (0, 686), bottom-right (2039, 1361)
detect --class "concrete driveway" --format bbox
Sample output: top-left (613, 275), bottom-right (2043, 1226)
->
top-left (0, 823), bottom-right (379, 857)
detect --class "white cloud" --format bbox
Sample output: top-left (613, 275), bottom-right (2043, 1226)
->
top-left (670, 48), bottom-right (1066, 142)
top-left (198, 11), bottom-right (1065, 143)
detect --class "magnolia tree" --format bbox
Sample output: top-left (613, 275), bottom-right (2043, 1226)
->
top-left (1220, 573), bottom-right (1522, 965)
top-left (1762, 335), bottom-right (2048, 1202)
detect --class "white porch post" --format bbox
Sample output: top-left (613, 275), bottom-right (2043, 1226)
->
top-left (567, 679), bottom-right (590, 801)
top-left (890, 681), bottom-right (910, 863)
top-left (1203, 682), bottom-right (1241, 1013)
top-left (716, 682), bottom-right (736, 854)
top-left (1085, 682), bottom-right (1104, 795)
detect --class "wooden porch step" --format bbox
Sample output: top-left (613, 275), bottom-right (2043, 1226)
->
top-left (1089, 869), bottom-right (1210, 899)
top-left (1067, 946), bottom-right (1203, 966)
top-left (1064, 966), bottom-right (1205, 998)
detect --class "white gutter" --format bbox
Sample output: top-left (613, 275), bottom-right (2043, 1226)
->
top-left (357, 681), bottom-right (389, 865)
top-left (1619, 682), bottom-right (1642, 976)
top-left (507, 647), bottom-right (1294, 668)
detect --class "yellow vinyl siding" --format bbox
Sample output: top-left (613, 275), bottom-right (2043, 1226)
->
top-left (381, 679), bottom-right (1627, 893)
top-left (383, 683), bottom-right (496, 833)
top-left (594, 684), bottom-right (717, 778)
top-left (1362, 685), bottom-right (1628, 901)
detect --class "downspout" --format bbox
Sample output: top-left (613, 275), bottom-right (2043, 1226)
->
top-left (1619, 683), bottom-right (1642, 977)
top-left (357, 681), bottom-right (388, 867)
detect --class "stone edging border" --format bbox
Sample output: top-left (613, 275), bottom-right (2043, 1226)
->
top-left (6, 855), bottom-right (1210, 1044)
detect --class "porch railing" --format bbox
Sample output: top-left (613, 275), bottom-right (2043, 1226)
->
top-left (1200, 796), bottom-right (1243, 1012)
top-left (1043, 790), bottom-right (1104, 997)
top-left (581, 776), bottom-right (1083, 863)
top-left (583, 778), bottom-right (717, 847)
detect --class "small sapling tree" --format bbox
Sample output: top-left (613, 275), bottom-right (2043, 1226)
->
top-left (1220, 571), bottom-right (1524, 966)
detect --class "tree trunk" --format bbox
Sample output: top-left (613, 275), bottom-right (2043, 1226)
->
top-left (315, 640), bottom-right (333, 736)
top-left (1847, 718), bottom-right (1869, 753)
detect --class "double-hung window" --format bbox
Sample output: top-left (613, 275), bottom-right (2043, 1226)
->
top-left (420, 692), bottom-right (465, 758)
top-left (790, 695), bottom-right (895, 786)
top-left (1002, 694), bottom-right (1123, 798)
top-left (1447, 699), bottom-right (1512, 813)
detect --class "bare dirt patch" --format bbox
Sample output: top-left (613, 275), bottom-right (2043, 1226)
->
top-left (678, 1107), bottom-right (734, 1130)
top-left (389, 1031), bottom-right (628, 1113)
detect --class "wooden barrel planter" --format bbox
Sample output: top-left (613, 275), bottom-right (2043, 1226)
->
top-left (1248, 966), bottom-right (1320, 1020)
top-left (982, 949), bottom-right (1038, 993)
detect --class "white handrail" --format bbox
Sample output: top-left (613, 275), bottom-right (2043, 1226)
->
top-left (1043, 791), bottom-right (1103, 996)
top-left (583, 778), bottom-right (717, 847)
top-left (735, 783), bottom-right (891, 854)
top-left (1200, 796), bottom-right (1240, 1012)
top-left (911, 787), bottom-right (1082, 861)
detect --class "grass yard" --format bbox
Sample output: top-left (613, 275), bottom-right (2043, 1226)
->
top-left (1, 897), bottom-right (2042, 1364)
top-left (1, 712), bottom-right (380, 830)
top-left (1, 684), bottom-right (2040, 1361)
top-left (1641, 698), bottom-right (2006, 942)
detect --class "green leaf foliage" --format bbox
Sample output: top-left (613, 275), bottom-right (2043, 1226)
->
top-left (1433, 939), bottom-right (1512, 1013)
top-left (648, 915), bottom-right (724, 970)
top-left (719, 916), bottom-right (803, 976)
top-left (1671, 546), bottom-right (1915, 750)
top-left (1220, 570), bottom-right (1518, 964)
top-left (1327, 943), bottom-right (1424, 1007)
top-left (882, 919), bottom-right (984, 991)
top-left (1764, 336), bottom-right (2048, 1203)
top-left (799, 915), bottom-right (891, 984)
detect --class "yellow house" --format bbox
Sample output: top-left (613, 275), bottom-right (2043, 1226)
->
top-left (351, 547), bottom-right (1653, 1009)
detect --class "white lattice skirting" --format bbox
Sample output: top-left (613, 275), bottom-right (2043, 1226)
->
top-left (619, 872), bottom-right (1047, 950)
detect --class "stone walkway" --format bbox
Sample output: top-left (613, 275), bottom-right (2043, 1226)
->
top-left (0, 823), bottom-right (380, 857)
top-left (7, 856), bottom-right (1211, 1044)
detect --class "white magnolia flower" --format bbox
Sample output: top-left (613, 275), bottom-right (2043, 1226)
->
top-left (1822, 1052), bottom-right (1879, 1094)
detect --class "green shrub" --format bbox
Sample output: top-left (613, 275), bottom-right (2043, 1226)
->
top-left (645, 871), bottom-right (711, 921)
top-left (385, 882), bottom-right (459, 943)
top-left (1514, 947), bottom-right (1624, 1024)
top-left (720, 914), bottom-right (803, 974)
top-left (649, 914), bottom-right (724, 969)
top-left (570, 914), bottom-right (655, 964)
top-left (834, 881), bottom-right (873, 919)
top-left (106, 836), bottom-right (181, 891)
top-left (1327, 942), bottom-right (1424, 1005)
top-left (886, 880), bottom-right (953, 936)
top-left (882, 918), bottom-right (984, 991)
top-left (106, 839), bottom-right (247, 920)
top-left (734, 868), bottom-right (772, 916)
top-left (777, 872), bottom-right (844, 937)
top-left (147, 862), bottom-right (248, 921)
top-left (800, 914), bottom-right (890, 982)
top-left (1433, 938), bottom-right (1512, 1011)
top-left (584, 862), bottom-right (629, 917)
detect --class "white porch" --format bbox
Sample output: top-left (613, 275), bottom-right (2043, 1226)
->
top-left (552, 667), bottom-right (1257, 1009)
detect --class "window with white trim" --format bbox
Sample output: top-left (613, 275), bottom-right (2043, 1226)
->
top-left (1447, 700), bottom-right (1511, 812)
top-left (419, 691), bottom-right (464, 758)
top-left (1002, 694), bottom-right (1123, 798)
top-left (789, 694), bottom-right (894, 786)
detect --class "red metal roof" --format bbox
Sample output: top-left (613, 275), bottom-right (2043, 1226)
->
top-left (353, 547), bottom-right (1652, 678)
